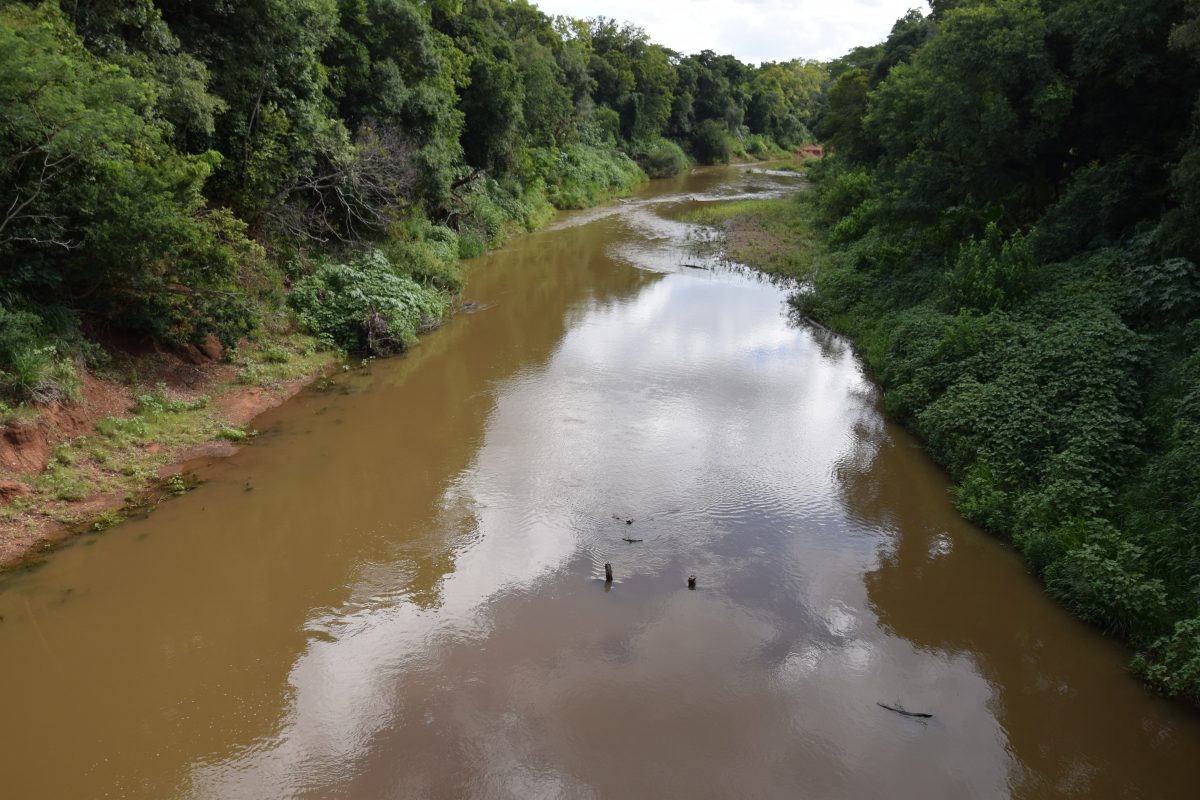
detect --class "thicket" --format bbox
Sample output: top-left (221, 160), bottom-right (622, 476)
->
top-left (0, 0), bottom-right (826, 407)
top-left (291, 250), bottom-right (447, 354)
top-left (800, 0), bottom-right (1200, 701)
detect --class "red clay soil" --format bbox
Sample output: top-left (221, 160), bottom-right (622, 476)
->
top-left (158, 381), bottom-right (315, 470)
top-left (0, 373), bottom-right (131, 476)
top-left (0, 355), bottom-right (327, 570)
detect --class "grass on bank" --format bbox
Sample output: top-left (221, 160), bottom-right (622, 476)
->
top-left (1, 334), bottom-right (336, 530)
top-left (682, 194), bottom-right (823, 280)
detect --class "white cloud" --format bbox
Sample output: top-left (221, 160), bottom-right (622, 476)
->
top-left (532, 0), bottom-right (930, 63)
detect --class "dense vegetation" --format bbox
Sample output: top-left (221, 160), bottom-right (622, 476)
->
top-left (0, 0), bottom-right (824, 410)
top-left (793, 0), bottom-right (1200, 701)
top-left (7, 0), bottom-right (1195, 707)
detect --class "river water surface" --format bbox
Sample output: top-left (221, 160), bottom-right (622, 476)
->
top-left (1, 167), bottom-right (1198, 799)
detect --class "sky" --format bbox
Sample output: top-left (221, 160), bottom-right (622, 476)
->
top-left (531, 0), bottom-right (930, 64)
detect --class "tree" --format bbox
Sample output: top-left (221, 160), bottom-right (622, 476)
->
top-left (1, 2), bottom-right (259, 346)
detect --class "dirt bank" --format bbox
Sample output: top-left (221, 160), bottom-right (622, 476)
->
top-left (0, 337), bottom-right (338, 570)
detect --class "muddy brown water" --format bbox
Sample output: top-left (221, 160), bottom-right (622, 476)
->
top-left (2, 167), bottom-right (1198, 799)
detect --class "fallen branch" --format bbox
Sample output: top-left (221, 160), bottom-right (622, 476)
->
top-left (877, 702), bottom-right (932, 719)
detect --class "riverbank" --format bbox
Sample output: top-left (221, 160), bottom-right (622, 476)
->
top-left (0, 332), bottom-right (340, 569)
top-left (681, 181), bottom-right (821, 281)
top-left (0, 157), bottom-right (809, 571)
top-left (0, 156), bottom-right (659, 571)
top-left (689, 178), bottom-right (1200, 705)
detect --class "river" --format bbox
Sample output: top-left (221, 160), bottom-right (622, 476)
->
top-left (1, 166), bottom-right (1197, 799)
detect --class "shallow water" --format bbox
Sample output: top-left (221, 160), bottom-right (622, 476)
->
top-left (1, 166), bottom-right (1197, 799)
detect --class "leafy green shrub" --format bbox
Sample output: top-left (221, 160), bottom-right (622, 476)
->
top-left (1134, 618), bottom-right (1200, 703)
top-left (1045, 525), bottom-right (1168, 642)
top-left (383, 218), bottom-right (464, 293)
top-left (90, 509), bottom-right (123, 532)
top-left (813, 164), bottom-right (873, 227)
top-left (534, 144), bottom-right (646, 208)
top-left (629, 138), bottom-right (689, 178)
top-left (1014, 527), bottom-right (1075, 576)
top-left (163, 474), bottom-right (189, 495)
top-left (455, 176), bottom-right (554, 247)
top-left (1, 337), bottom-right (52, 400)
top-left (1033, 158), bottom-right (1143, 262)
top-left (790, 250), bottom-right (871, 322)
top-left (0, 304), bottom-right (82, 404)
top-left (216, 424), bottom-right (250, 442)
top-left (1124, 254), bottom-right (1200, 326)
top-left (257, 344), bottom-right (292, 364)
top-left (456, 229), bottom-right (487, 259)
top-left (3, 350), bottom-right (84, 406)
top-left (744, 134), bottom-right (787, 159)
top-left (290, 251), bottom-right (447, 354)
top-left (956, 460), bottom-right (1019, 533)
top-left (459, 184), bottom-right (512, 245)
top-left (581, 107), bottom-right (622, 146)
top-left (941, 224), bottom-right (1035, 312)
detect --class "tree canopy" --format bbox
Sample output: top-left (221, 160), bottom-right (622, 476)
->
top-left (1, 0), bottom-right (824, 371)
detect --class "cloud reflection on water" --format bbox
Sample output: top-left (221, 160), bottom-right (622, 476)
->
top-left (193, 179), bottom-right (1013, 800)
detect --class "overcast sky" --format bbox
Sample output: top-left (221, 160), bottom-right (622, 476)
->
top-left (531, 0), bottom-right (930, 64)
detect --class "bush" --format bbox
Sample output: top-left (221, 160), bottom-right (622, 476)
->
top-left (393, 237), bottom-right (463, 293)
top-left (384, 215), bottom-right (464, 293)
top-left (581, 107), bottom-right (622, 146)
top-left (0, 304), bottom-right (83, 404)
top-left (455, 176), bottom-right (554, 247)
top-left (941, 224), bottom-right (1035, 312)
top-left (534, 144), bottom-right (646, 209)
top-left (744, 134), bottom-right (787, 159)
top-left (1044, 525), bottom-right (1168, 642)
top-left (457, 229), bottom-right (487, 259)
top-left (290, 251), bottom-right (447, 354)
top-left (629, 138), bottom-right (689, 178)
top-left (1134, 618), bottom-right (1200, 703)
top-left (812, 162), bottom-right (873, 227)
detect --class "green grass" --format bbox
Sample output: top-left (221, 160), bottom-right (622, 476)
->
top-left (682, 195), bottom-right (822, 280)
top-left (754, 159), bottom-right (807, 173)
top-left (231, 334), bottom-right (336, 387)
